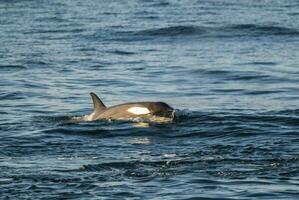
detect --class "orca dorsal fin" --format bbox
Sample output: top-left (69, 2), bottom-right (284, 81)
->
top-left (90, 92), bottom-right (106, 113)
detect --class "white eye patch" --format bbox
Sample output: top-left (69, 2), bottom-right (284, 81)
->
top-left (128, 107), bottom-right (150, 115)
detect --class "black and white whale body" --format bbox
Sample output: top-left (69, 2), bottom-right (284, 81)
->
top-left (86, 92), bottom-right (175, 121)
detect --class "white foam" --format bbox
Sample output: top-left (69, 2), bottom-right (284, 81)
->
top-left (127, 107), bottom-right (150, 115)
top-left (79, 113), bottom-right (94, 121)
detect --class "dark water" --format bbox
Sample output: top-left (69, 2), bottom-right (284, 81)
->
top-left (1, 0), bottom-right (299, 199)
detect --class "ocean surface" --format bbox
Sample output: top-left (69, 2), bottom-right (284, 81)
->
top-left (1, 0), bottom-right (299, 199)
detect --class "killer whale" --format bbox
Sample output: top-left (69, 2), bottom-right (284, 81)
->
top-left (86, 92), bottom-right (174, 121)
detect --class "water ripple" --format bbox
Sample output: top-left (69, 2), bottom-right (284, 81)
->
top-left (1, 0), bottom-right (299, 199)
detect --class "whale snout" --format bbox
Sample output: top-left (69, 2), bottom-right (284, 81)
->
top-left (150, 102), bottom-right (175, 118)
top-left (154, 109), bottom-right (175, 118)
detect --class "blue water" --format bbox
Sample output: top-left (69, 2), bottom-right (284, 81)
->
top-left (1, 0), bottom-right (299, 199)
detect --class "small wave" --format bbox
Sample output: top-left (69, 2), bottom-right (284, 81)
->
top-left (240, 61), bottom-right (278, 66)
top-left (288, 12), bottom-right (299, 16)
top-left (79, 158), bottom-right (195, 173)
top-left (0, 91), bottom-right (26, 100)
top-left (192, 69), bottom-right (272, 82)
top-left (244, 90), bottom-right (286, 95)
top-left (37, 115), bottom-right (77, 124)
top-left (25, 28), bottom-right (85, 34)
top-left (134, 25), bottom-right (206, 36)
top-left (108, 50), bottom-right (136, 55)
top-left (227, 24), bottom-right (299, 36)
top-left (129, 24), bottom-right (299, 39)
top-left (24, 60), bottom-right (48, 67)
top-left (273, 109), bottom-right (299, 116)
top-left (149, 2), bottom-right (171, 7)
top-left (0, 64), bottom-right (26, 71)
